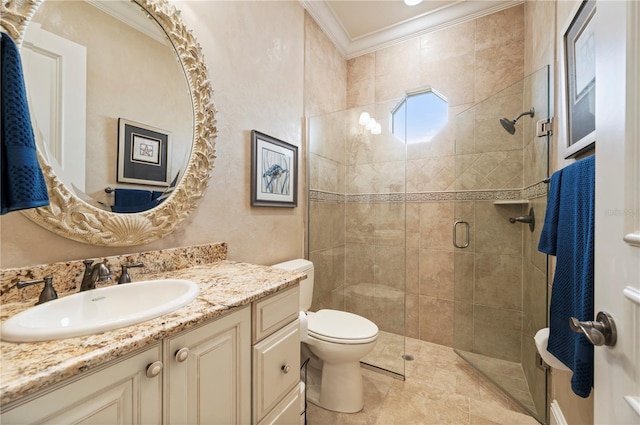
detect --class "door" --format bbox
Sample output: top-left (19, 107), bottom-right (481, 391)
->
top-left (594, 2), bottom-right (640, 424)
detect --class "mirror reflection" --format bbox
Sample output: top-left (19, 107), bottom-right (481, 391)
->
top-left (22, 0), bottom-right (194, 213)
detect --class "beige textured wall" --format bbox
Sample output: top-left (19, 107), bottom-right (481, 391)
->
top-left (0, 1), bottom-right (306, 269)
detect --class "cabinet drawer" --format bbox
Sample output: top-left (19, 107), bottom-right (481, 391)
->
top-left (257, 385), bottom-right (301, 425)
top-left (253, 319), bottom-right (300, 422)
top-left (253, 286), bottom-right (299, 342)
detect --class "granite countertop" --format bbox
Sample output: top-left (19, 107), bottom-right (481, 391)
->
top-left (0, 261), bottom-right (304, 407)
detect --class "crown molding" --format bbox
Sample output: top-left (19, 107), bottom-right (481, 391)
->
top-left (300, 0), bottom-right (523, 59)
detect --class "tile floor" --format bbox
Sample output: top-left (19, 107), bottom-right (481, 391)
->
top-left (306, 336), bottom-right (541, 425)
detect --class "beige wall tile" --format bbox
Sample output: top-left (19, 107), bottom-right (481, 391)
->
top-left (420, 249), bottom-right (454, 300)
top-left (407, 156), bottom-right (456, 192)
top-left (419, 296), bottom-right (454, 346)
top-left (345, 242), bottom-right (375, 285)
top-left (308, 111), bottom-right (346, 161)
top-left (405, 293), bottom-right (420, 339)
top-left (475, 202), bottom-right (523, 255)
top-left (475, 253), bottom-right (523, 311)
top-left (375, 245), bottom-right (405, 292)
top-left (419, 202), bottom-right (455, 251)
top-left (309, 153), bottom-right (344, 193)
top-left (476, 4), bottom-right (525, 51)
top-left (346, 202), bottom-right (375, 244)
top-left (347, 53), bottom-right (375, 85)
top-left (475, 39), bottom-right (525, 103)
top-left (375, 203), bottom-right (406, 247)
top-left (522, 261), bottom-right (547, 338)
top-left (474, 305), bottom-right (522, 362)
top-left (309, 201), bottom-right (345, 251)
top-left (454, 252), bottom-right (474, 302)
top-left (524, 1), bottom-right (555, 76)
top-left (420, 53), bottom-right (476, 107)
top-left (454, 301), bottom-right (474, 351)
top-left (420, 20), bottom-right (476, 59)
top-left (374, 39), bottom-right (421, 103)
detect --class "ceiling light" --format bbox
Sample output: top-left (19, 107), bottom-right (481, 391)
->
top-left (404, 0), bottom-right (423, 6)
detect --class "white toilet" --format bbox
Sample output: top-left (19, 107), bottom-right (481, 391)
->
top-left (272, 259), bottom-right (378, 414)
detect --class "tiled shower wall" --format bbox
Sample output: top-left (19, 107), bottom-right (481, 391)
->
top-left (308, 2), bottom-right (550, 419)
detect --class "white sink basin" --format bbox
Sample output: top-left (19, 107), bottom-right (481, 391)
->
top-left (1, 279), bottom-right (200, 343)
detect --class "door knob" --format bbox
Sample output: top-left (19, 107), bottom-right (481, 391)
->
top-left (146, 361), bottom-right (164, 378)
top-left (569, 311), bottom-right (617, 347)
top-left (175, 347), bottom-right (190, 362)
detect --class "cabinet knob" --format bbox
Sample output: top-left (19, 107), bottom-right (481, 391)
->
top-left (175, 347), bottom-right (190, 362)
top-left (281, 363), bottom-right (291, 374)
top-left (146, 361), bottom-right (163, 378)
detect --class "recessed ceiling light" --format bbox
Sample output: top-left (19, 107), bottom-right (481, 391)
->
top-left (404, 0), bottom-right (423, 6)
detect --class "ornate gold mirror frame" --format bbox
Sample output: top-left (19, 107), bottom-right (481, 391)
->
top-left (1, 0), bottom-right (216, 246)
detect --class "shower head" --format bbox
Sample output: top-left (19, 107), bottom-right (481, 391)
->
top-left (499, 108), bottom-right (535, 135)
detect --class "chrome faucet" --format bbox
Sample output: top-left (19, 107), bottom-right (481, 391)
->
top-left (80, 259), bottom-right (112, 291)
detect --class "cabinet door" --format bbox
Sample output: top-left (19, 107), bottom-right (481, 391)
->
top-left (166, 306), bottom-right (251, 425)
top-left (0, 344), bottom-right (162, 425)
top-left (253, 320), bottom-right (300, 423)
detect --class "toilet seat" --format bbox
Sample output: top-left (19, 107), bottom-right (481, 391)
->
top-left (307, 309), bottom-right (378, 344)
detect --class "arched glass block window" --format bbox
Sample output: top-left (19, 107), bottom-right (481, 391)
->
top-left (391, 87), bottom-right (448, 144)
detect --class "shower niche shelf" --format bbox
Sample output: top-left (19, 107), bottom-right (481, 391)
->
top-left (493, 200), bottom-right (530, 205)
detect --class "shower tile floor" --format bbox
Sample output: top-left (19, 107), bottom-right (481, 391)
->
top-left (307, 333), bottom-right (539, 425)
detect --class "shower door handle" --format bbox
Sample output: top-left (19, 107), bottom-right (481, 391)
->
top-left (453, 220), bottom-right (470, 249)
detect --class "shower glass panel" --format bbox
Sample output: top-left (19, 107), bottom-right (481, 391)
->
top-left (453, 66), bottom-right (550, 423)
top-left (308, 101), bottom-right (406, 378)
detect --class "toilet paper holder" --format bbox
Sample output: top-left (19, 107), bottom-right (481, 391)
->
top-left (569, 311), bottom-right (617, 347)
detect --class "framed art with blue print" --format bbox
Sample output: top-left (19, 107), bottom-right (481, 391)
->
top-left (250, 130), bottom-right (298, 207)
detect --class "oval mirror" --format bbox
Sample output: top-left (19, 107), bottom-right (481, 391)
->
top-left (1, 0), bottom-right (216, 246)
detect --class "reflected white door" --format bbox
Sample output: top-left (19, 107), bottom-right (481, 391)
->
top-left (21, 22), bottom-right (87, 192)
top-left (594, 2), bottom-right (640, 424)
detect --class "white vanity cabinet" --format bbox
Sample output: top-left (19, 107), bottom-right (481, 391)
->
top-left (252, 287), bottom-right (301, 425)
top-left (0, 286), bottom-right (301, 425)
top-left (0, 344), bottom-right (163, 425)
top-left (164, 305), bottom-right (251, 425)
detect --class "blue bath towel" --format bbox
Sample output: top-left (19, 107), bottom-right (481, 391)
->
top-left (538, 155), bottom-right (595, 398)
top-left (112, 188), bottom-right (159, 213)
top-left (1, 33), bottom-right (50, 215)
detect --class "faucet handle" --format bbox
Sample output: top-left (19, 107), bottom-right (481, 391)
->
top-left (18, 275), bottom-right (58, 305)
top-left (118, 262), bottom-right (145, 284)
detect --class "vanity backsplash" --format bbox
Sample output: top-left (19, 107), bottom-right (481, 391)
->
top-left (0, 242), bottom-right (228, 304)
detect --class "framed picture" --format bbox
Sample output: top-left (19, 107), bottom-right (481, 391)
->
top-left (251, 130), bottom-right (298, 207)
top-left (117, 119), bottom-right (171, 186)
top-left (564, 0), bottom-right (596, 158)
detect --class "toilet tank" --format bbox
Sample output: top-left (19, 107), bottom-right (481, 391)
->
top-left (271, 259), bottom-right (313, 311)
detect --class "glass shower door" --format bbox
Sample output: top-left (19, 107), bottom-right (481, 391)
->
top-left (453, 66), bottom-right (550, 422)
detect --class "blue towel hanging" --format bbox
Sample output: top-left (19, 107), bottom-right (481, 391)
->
top-left (1, 33), bottom-right (50, 215)
top-left (538, 155), bottom-right (595, 398)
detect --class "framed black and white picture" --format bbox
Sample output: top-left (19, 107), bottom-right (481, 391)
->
top-left (564, 0), bottom-right (596, 158)
top-left (250, 130), bottom-right (298, 207)
top-left (117, 119), bottom-right (171, 186)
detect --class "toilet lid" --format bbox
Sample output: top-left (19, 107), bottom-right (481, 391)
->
top-left (307, 309), bottom-right (378, 344)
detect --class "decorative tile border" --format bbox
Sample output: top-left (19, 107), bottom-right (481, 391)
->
top-left (522, 181), bottom-right (548, 199)
top-left (310, 188), bottom-right (539, 203)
